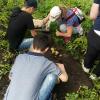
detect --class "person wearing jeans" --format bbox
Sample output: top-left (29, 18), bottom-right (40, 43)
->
top-left (38, 74), bottom-right (58, 100)
top-left (4, 34), bottom-right (68, 100)
top-left (7, 0), bottom-right (37, 52)
top-left (34, 6), bottom-right (84, 43)
top-left (18, 38), bottom-right (33, 50)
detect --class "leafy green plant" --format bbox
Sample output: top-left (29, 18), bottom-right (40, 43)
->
top-left (0, 0), bottom-right (100, 99)
top-left (49, 21), bottom-right (65, 47)
top-left (66, 86), bottom-right (100, 100)
top-left (65, 35), bottom-right (87, 60)
top-left (0, 0), bottom-right (25, 80)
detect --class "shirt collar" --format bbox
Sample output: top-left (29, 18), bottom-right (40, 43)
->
top-left (27, 51), bottom-right (44, 56)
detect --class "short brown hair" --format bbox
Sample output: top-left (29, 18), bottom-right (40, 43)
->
top-left (33, 34), bottom-right (52, 51)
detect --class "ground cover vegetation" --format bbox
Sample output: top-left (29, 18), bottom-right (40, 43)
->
top-left (0, 0), bottom-right (100, 99)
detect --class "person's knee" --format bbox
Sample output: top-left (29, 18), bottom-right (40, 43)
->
top-left (59, 24), bottom-right (67, 33)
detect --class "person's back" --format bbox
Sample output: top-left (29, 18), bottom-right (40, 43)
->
top-left (4, 52), bottom-right (59, 100)
top-left (65, 8), bottom-right (80, 27)
top-left (7, 0), bottom-right (37, 51)
top-left (7, 8), bottom-right (33, 50)
top-left (4, 34), bottom-right (68, 100)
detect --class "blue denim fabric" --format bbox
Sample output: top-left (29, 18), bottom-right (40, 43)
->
top-left (38, 74), bottom-right (58, 100)
top-left (18, 38), bottom-right (33, 50)
top-left (59, 24), bottom-right (83, 35)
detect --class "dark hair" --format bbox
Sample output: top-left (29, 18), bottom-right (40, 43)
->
top-left (33, 34), bottom-right (52, 51)
top-left (25, 0), bottom-right (37, 8)
top-left (60, 7), bottom-right (67, 18)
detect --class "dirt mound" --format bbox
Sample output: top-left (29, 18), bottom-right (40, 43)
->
top-left (45, 50), bottom-right (93, 100)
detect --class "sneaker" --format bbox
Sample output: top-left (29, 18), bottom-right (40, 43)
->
top-left (81, 60), bottom-right (90, 73)
top-left (82, 65), bottom-right (90, 73)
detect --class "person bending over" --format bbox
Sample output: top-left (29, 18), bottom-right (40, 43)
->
top-left (4, 34), bottom-right (68, 100)
top-left (33, 6), bottom-right (84, 43)
top-left (7, 0), bottom-right (37, 52)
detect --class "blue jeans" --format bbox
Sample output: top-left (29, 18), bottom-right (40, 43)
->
top-left (59, 24), bottom-right (83, 35)
top-left (38, 74), bottom-right (58, 100)
top-left (18, 38), bottom-right (33, 50)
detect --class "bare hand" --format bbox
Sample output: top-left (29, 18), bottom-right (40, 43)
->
top-left (31, 30), bottom-right (37, 37)
top-left (56, 30), bottom-right (61, 36)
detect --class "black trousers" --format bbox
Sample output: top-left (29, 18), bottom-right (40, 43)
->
top-left (84, 29), bottom-right (100, 76)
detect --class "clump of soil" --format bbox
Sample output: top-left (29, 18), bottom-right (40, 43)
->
top-left (0, 74), bottom-right (9, 100)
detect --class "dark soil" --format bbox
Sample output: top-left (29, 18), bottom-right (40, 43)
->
top-left (45, 49), bottom-right (93, 100)
top-left (0, 74), bottom-right (9, 100)
top-left (0, 49), bottom-right (93, 100)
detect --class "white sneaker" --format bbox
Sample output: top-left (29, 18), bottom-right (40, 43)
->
top-left (81, 60), bottom-right (90, 73)
top-left (82, 66), bottom-right (90, 73)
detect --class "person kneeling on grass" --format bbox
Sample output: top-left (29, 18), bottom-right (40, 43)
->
top-left (4, 34), bottom-right (68, 100)
top-left (33, 6), bottom-right (84, 43)
top-left (6, 0), bottom-right (37, 52)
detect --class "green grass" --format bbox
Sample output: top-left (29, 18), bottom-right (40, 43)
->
top-left (0, 0), bottom-right (100, 99)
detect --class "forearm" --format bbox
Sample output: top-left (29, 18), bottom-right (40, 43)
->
top-left (60, 32), bottom-right (71, 37)
top-left (42, 14), bottom-right (49, 24)
top-left (56, 63), bottom-right (68, 82)
top-left (56, 26), bottom-right (73, 37)
top-left (58, 65), bottom-right (68, 77)
top-left (56, 31), bottom-right (72, 37)
top-left (33, 19), bottom-right (44, 28)
top-left (90, 3), bottom-right (99, 20)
